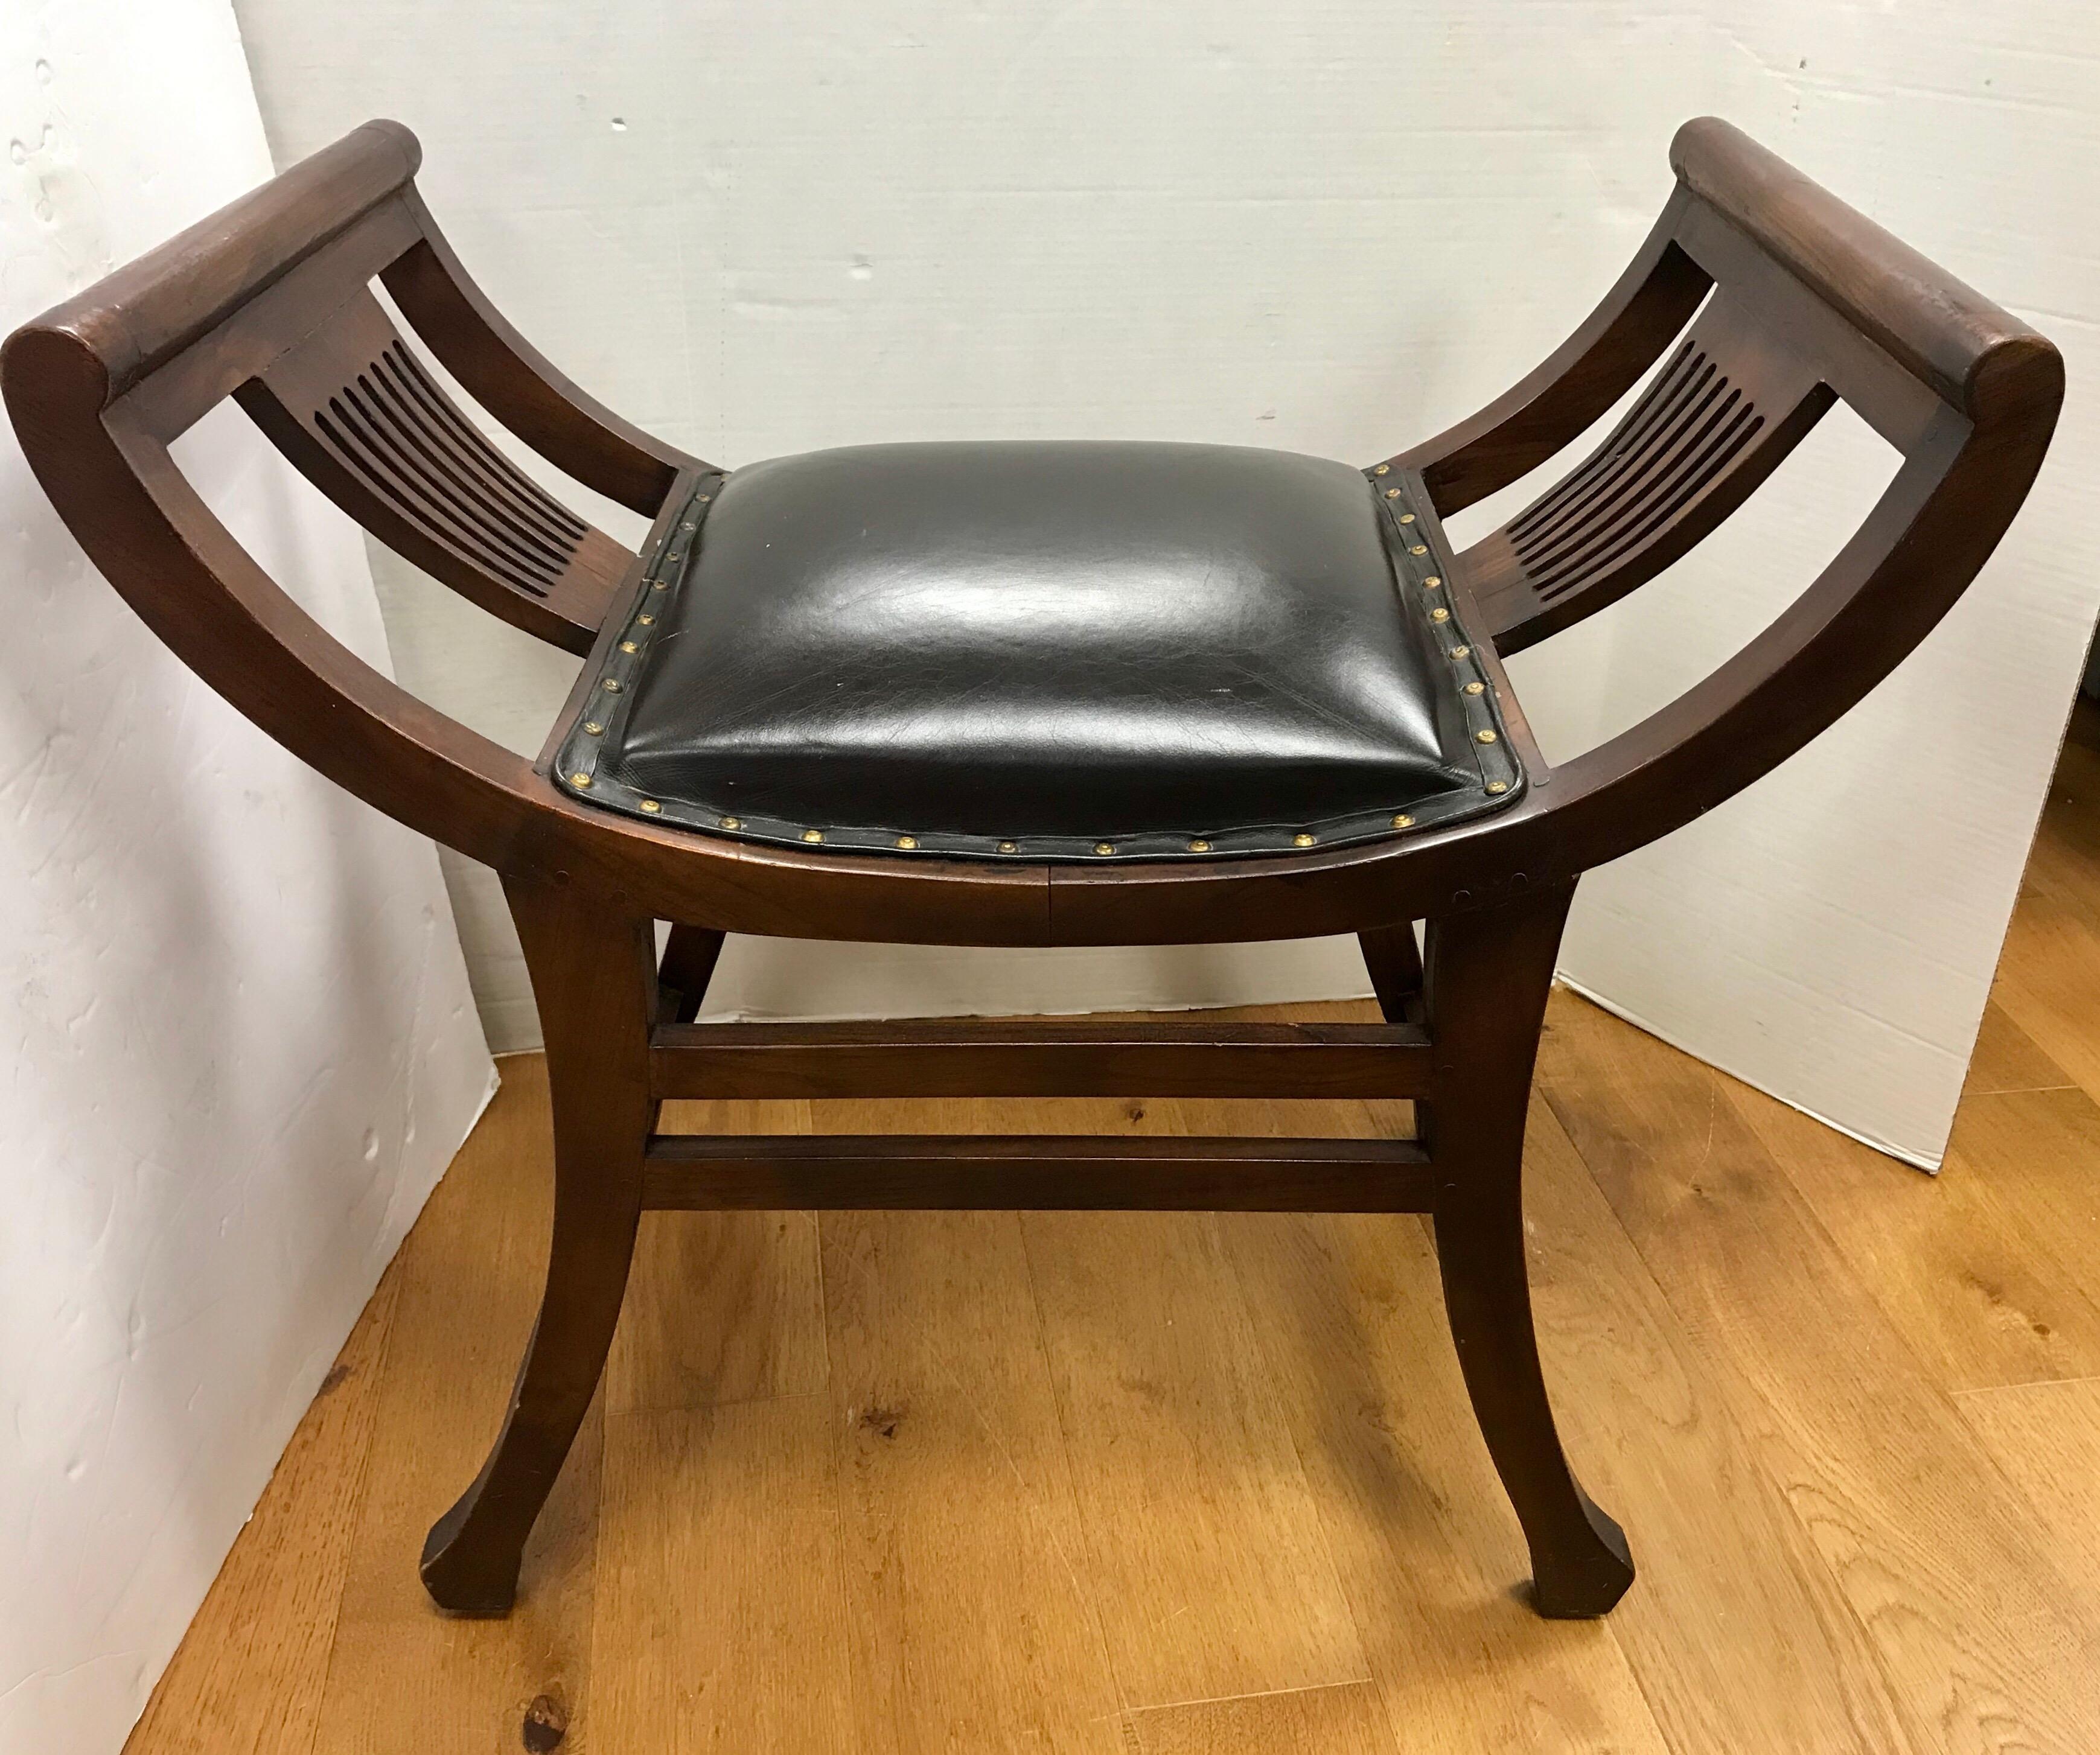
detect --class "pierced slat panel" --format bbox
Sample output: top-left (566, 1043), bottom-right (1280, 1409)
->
top-left (313, 339), bottom-right (579, 600)
top-left (242, 288), bottom-right (633, 652)
top-left (1460, 294), bottom-right (1832, 654)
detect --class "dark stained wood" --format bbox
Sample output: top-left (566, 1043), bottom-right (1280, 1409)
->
top-left (383, 224), bottom-right (697, 515)
top-left (649, 1018), bottom-right (1434, 1100)
top-left (1669, 117), bottom-right (2047, 418)
top-left (239, 287), bottom-right (633, 652)
top-left (656, 923), bottom-right (726, 1025)
top-left (3, 113), bottom-right (2063, 1629)
top-left (1461, 293), bottom-right (1839, 656)
top-left (1358, 923), bottom-right (1424, 1023)
top-left (642, 1132), bottom-right (1435, 1213)
top-left (1391, 205), bottom-right (1713, 517)
top-left (418, 877), bottom-right (657, 1614)
top-left (1423, 882), bottom-right (1635, 1616)
top-left (39, 120), bottom-right (421, 403)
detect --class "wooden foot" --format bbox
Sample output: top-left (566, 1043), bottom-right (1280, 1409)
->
top-left (1423, 884), bottom-right (1635, 1619)
top-left (1433, 1178), bottom-right (1636, 1617)
top-left (420, 877), bottom-right (657, 1614)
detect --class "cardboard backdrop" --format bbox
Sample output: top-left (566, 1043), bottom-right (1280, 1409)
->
top-left (231, 0), bottom-right (2100, 1165)
top-left (0, 2), bottom-right (494, 1748)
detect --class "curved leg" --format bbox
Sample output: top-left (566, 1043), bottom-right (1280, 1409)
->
top-left (1423, 883), bottom-right (1635, 1618)
top-left (421, 876), bottom-right (657, 1614)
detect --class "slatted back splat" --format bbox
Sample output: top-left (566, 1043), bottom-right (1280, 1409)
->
top-left (313, 338), bottom-right (585, 600)
top-left (1459, 293), bottom-right (1834, 655)
top-left (238, 290), bottom-right (631, 653)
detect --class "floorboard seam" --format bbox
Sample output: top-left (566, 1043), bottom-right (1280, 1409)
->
top-left (1117, 1673), bottom-right (1378, 1717)
top-left (1950, 1372), bottom-right (2100, 1399)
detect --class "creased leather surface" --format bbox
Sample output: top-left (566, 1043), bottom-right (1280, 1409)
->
top-left (561, 442), bottom-right (1518, 860)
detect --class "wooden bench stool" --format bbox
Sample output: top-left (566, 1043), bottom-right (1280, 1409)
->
top-left (5, 116), bottom-right (2060, 1622)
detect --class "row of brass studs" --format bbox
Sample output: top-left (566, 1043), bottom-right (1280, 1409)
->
top-left (564, 479), bottom-right (722, 809)
top-left (570, 469), bottom-right (1504, 857)
top-left (1379, 470), bottom-right (1519, 805)
top-left (698, 827), bottom-right (1353, 855)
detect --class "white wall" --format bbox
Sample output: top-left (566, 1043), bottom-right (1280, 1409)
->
top-left (231, 2), bottom-right (2100, 1163)
top-left (0, 4), bottom-right (495, 1749)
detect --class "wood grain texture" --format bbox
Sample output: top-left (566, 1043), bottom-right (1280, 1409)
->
top-left (308, 1054), bottom-right (605, 1755)
top-left (1219, 1206), bottom-right (1672, 1754)
top-left (1023, 1208), bottom-right (1369, 1706)
top-left (1538, 994), bottom-right (2100, 1755)
top-left (821, 1205), bottom-right (1126, 1753)
top-left (8, 119), bottom-right (2060, 949)
top-left (1955, 1378), bottom-right (2100, 1618)
top-left (592, 1399), bottom-right (854, 1753)
top-left (1988, 882), bottom-right (2100, 1106)
top-left (416, 880), bottom-right (656, 1613)
top-left (69, 105), bottom-right (2074, 1733)
top-left (131, 982), bottom-right (2100, 1754)
top-left (1515, 1102), bottom-right (1913, 1754)
top-left (1734, 1078), bottom-right (2100, 1393)
top-left (649, 1017), bottom-right (1434, 1100)
top-left (126, 713), bottom-right (2100, 1753)
top-left (1962, 999), bottom-right (2072, 1098)
top-left (1130, 1680), bottom-right (1399, 1754)
top-left (607, 1099), bottom-right (826, 1413)
top-left (123, 1270), bottom-right (400, 1755)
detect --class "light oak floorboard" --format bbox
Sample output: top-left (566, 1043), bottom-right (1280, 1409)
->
top-left (1129, 1679), bottom-right (1399, 1754)
top-left (592, 1398), bottom-right (855, 1753)
top-left (608, 1098), bottom-right (826, 1413)
top-left (1954, 1377), bottom-right (2100, 1621)
top-left (1990, 881), bottom-right (2100, 1108)
top-left (820, 1201), bottom-right (1128, 1753)
top-left (1024, 1205), bottom-right (1370, 1707)
top-left (1962, 999), bottom-right (2072, 1098)
top-left (1539, 995), bottom-right (2100, 1755)
top-left (1219, 1197), bottom-right (1674, 1755)
top-left (123, 1271), bottom-right (400, 1755)
top-left (310, 1054), bottom-right (604, 1755)
top-left (1945, 1085), bottom-right (2100, 1290)
top-left (1522, 1100), bottom-right (1914, 1755)
top-left (1731, 1077), bottom-right (2100, 1393)
top-left (127, 736), bottom-right (2100, 1754)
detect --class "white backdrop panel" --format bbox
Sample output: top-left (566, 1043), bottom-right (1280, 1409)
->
top-left (0, 3), bottom-right (494, 1748)
top-left (231, 1), bottom-right (2100, 1164)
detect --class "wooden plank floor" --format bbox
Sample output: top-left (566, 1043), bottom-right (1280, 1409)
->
top-left (129, 711), bottom-right (2100, 1754)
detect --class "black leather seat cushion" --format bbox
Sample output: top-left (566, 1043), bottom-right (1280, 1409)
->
top-left (557, 442), bottom-right (1519, 861)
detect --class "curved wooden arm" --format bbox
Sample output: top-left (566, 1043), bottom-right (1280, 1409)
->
top-left (7, 120), bottom-right (719, 660)
top-left (4, 320), bottom-right (1050, 943)
top-left (4, 317), bottom-right (539, 866)
top-left (1390, 198), bottom-right (1712, 517)
top-left (1531, 352), bottom-right (2060, 874)
top-left (1, 116), bottom-right (2066, 958)
top-left (1466, 117), bottom-right (2065, 869)
top-left (1403, 113), bottom-right (2063, 675)
top-left (1670, 118), bottom-right (2037, 419)
top-left (2, 124), bottom-right (1056, 944)
top-left (383, 210), bottom-right (702, 515)
top-left (24, 121), bottom-right (420, 404)
top-left (1397, 115), bottom-right (2054, 513)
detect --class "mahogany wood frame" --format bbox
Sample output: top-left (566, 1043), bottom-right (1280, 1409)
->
top-left (5, 118), bottom-right (2060, 1625)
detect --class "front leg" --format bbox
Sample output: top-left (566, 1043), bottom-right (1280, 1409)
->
top-left (1423, 884), bottom-right (1635, 1617)
top-left (421, 876), bottom-right (657, 1613)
